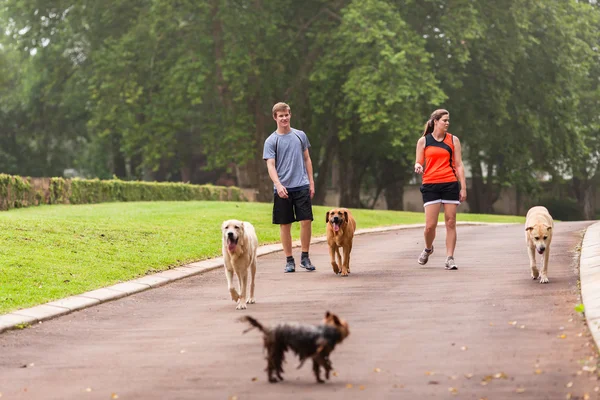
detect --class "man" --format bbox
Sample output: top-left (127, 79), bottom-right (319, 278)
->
top-left (263, 102), bottom-right (317, 273)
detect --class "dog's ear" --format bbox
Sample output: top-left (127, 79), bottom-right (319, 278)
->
top-left (343, 211), bottom-right (348, 222)
top-left (325, 311), bottom-right (331, 319)
top-left (544, 225), bottom-right (552, 231)
top-left (331, 314), bottom-right (342, 326)
top-left (525, 226), bottom-right (533, 232)
top-left (326, 211), bottom-right (330, 223)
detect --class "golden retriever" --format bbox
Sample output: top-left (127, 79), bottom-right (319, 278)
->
top-left (221, 219), bottom-right (258, 309)
top-left (326, 208), bottom-right (356, 276)
top-left (525, 206), bottom-right (554, 284)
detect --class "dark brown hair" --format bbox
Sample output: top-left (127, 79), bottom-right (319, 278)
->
top-left (422, 109), bottom-right (449, 136)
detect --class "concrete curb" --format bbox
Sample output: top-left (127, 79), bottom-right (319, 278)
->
top-left (0, 221), bottom-right (513, 334)
top-left (579, 221), bottom-right (600, 350)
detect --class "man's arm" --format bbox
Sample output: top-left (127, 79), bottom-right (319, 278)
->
top-left (266, 158), bottom-right (288, 199)
top-left (303, 149), bottom-right (315, 199)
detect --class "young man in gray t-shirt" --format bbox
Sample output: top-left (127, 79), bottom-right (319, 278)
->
top-left (263, 102), bottom-right (317, 273)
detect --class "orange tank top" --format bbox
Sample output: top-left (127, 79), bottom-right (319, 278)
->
top-left (422, 133), bottom-right (458, 184)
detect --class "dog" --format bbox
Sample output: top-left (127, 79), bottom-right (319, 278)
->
top-left (240, 311), bottom-right (350, 383)
top-left (326, 208), bottom-right (357, 276)
top-left (221, 219), bottom-right (258, 309)
top-left (525, 206), bottom-right (554, 284)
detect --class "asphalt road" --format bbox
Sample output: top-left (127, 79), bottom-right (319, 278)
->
top-left (1, 222), bottom-right (599, 400)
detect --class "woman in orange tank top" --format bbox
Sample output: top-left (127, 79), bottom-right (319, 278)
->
top-left (414, 109), bottom-right (467, 270)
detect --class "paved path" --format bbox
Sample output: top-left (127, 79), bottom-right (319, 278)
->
top-left (1, 222), bottom-right (599, 400)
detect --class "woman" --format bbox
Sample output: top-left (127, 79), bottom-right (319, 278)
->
top-left (414, 109), bottom-right (467, 270)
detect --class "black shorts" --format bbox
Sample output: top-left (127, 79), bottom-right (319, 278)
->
top-left (420, 182), bottom-right (460, 207)
top-left (273, 189), bottom-right (314, 224)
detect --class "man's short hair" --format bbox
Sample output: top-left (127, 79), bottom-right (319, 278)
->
top-left (272, 102), bottom-right (291, 117)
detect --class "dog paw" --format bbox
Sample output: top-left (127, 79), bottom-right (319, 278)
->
top-left (341, 271), bottom-right (349, 277)
top-left (246, 297), bottom-right (255, 304)
top-left (230, 289), bottom-right (240, 301)
top-left (331, 263), bottom-right (340, 274)
top-left (236, 301), bottom-right (247, 310)
top-left (539, 276), bottom-right (549, 284)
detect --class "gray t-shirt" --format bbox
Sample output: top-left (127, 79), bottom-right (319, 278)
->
top-left (263, 128), bottom-right (311, 192)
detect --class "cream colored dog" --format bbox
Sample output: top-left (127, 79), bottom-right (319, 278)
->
top-left (221, 219), bottom-right (258, 310)
top-left (525, 206), bottom-right (554, 284)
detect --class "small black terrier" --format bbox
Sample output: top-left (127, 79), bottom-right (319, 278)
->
top-left (240, 311), bottom-right (350, 383)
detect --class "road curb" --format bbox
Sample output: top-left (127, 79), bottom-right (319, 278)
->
top-left (0, 221), bottom-right (513, 334)
top-left (579, 221), bottom-right (600, 350)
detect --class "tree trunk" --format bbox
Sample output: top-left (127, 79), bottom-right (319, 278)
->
top-left (573, 176), bottom-right (596, 220)
top-left (338, 149), bottom-right (362, 208)
top-left (381, 159), bottom-right (408, 211)
top-left (312, 127), bottom-right (338, 205)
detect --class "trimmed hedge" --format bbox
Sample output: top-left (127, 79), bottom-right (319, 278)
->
top-left (0, 174), bottom-right (246, 211)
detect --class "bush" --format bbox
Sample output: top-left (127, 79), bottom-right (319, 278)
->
top-left (0, 175), bottom-right (247, 211)
top-left (537, 196), bottom-right (583, 221)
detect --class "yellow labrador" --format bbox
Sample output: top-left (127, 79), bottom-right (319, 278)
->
top-left (221, 219), bottom-right (258, 309)
top-left (525, 206), bottom-right (554, 284)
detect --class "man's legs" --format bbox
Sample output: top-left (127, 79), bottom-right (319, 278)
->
top-left (280, 223), bottom-right (293, 257)
top-left (300, 220), bottom-right (311, 253)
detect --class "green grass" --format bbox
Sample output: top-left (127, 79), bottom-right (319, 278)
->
top-left (0, 201), bottom-right (524, 314)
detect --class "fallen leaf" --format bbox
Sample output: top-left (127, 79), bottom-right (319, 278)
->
top-left (425, 371), bottom-right (435, 376)
top-left (509, 321), bottom-right (518, 326)
top-left (489, 322), bottom-right (494, 326)
top-left (85, 388), bottom-right (92, 392)
top-left (583, 365), bottom-right (597, 373)
top-left (494, 372), bottom-right (508, 379)
top-left (251, 377), bottom-right (258, 382)
top-left (180, 350), bottom-right (186, 354)
top-left (535, 369), bottom-right (543, 375)
top-left (558, 334), bottom-right (567, 339)
top-left (516, 387), bottom-right (526, 393)
top-left (480, 381), bottom-right (489, 386)
top-left (450, 375), bottom-right (458, 380)
top-left (566, 394), bottom-right (572, 400)
top-left (111, 394), bottom-right (119, 400)
top-left (566, 381), bottom-right (573, 388)
top-left (465, 373), bottom-right (474, 379)
top-left (577, 371), bottom-right (583, 376)
top-left (480, 398), bottom-right (488, 400)
top-left (359, 385), bottom-right (365, 391)
top-left (392, 384), bottom-right (404, 388)
top-left (594, 386), bottom-right (599, 392)
top-left (374, 368), bottom-right (381, 373)
top-left (461, 346), bottom-right (468, 351)
top-left (448, 387), bottom-right (458, 394)
top-left (332, 371), bottom-right (339, 377)
top-left (559, 326), bottom-right (565, 330)
top-left (584, 394), bottom-right (590, 400)
top-left (229, 396), bottom-right (238, 400)
top-left (520, 325), bottom-right (526, 329)
top-left (346, 384), bottom-right (353, 389)
top-left (428, 381), bottom-right (439, 385)
top-left (568, 318), bottom-right (573, 322)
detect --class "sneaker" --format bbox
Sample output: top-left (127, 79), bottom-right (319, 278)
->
top-left (445, 256), bottom-right (458, 270)
top-left (418, 246), bottom-right (434, 265)
top-left (284, 260), bottom-right (296, 273)
top-left (300, 257), bottom-right (316, 271)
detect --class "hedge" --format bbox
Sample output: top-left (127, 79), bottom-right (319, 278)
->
top-left (0, 174), bottom-right (246, 211)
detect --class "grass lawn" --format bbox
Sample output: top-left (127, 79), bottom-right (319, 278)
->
top-left (0, 201), bottom-right (524, 314)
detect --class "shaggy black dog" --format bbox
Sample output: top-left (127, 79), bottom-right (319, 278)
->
top-left (240, 311), bottom-right (350, 383)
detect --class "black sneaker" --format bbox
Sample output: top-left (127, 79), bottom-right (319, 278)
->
top-left (284, 260), bottom-right (295, 273)
top-left (300, 257), bottom-right (316, 271)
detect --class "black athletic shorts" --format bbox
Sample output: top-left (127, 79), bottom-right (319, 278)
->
top-left (420, 181), bottom-right (461, 207)
top-left (273, 189), bottom-right (314, 224)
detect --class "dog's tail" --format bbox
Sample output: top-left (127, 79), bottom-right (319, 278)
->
top-left (239, 315), bottom-right (268, 334)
